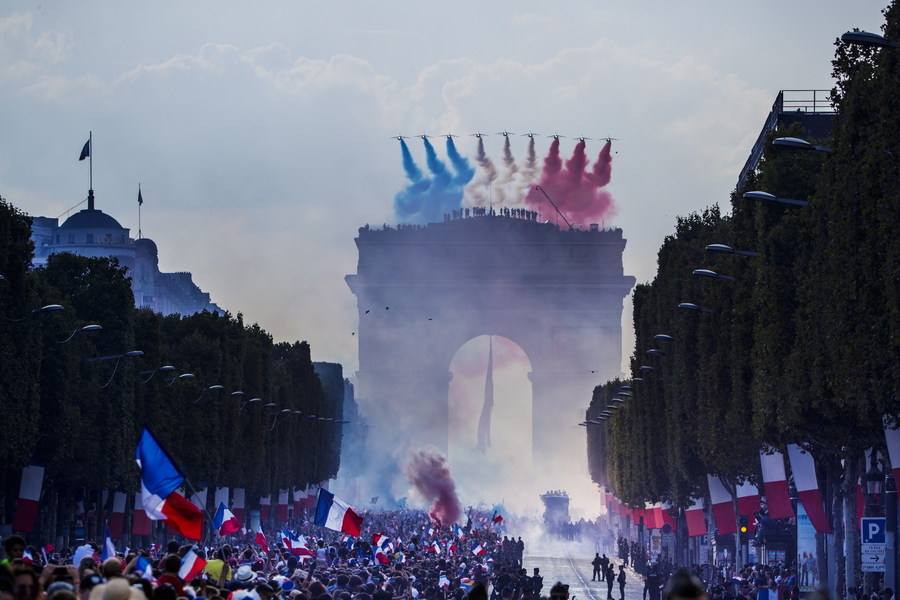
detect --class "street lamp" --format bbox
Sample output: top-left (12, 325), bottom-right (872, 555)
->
top-left (706, 244), bottom-right (759, 257)
top-left (867, 455), bottom-right (885, 495)
top-left (639, 365), bottom-right (654, 372)
top-left (139, 365), bottom-right (176, 384)
top-left (773, 137), bottom-right (831, 152)
top-left (193, 384), bottom-right (225, 403)
top-left (654, 334), bottom-right (674, 342)
top-left (647, 349), bottom-right (667, 357)
top-left (3, 303), bottom-right (64, 322)
top-left (87, 350), bottom-right (144, 388)
top-left (678, 303), bottom-right (713, 313)
top-left (693, 269), bottom-right (735, 281)
top-left (743, 190), bottom-right (809, 207)
top-left (239, 397), bottom-right (262, 411)
top-left (842, 31), bottom-right (900, 48)
top-left (164, 373), bottom-right (195, 386)
top-left (55, 324), bottom-right (102, 343)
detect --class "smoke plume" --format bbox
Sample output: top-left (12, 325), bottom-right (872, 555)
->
top-left (394, 138), bottom-right (474, 224)
top-left (404, 446), bottom-right (462, 526)
top-left (465, 137), bottom-right (497, 207)
top-left (524, 138), bottom-right (616, 225)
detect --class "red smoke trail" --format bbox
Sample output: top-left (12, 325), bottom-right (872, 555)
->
top-left (404, 447), bottom-right (462, 526)
top-left (525, 138), bottom-right (616, 225)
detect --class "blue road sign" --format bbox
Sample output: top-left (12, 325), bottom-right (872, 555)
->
top-left (862, 517), bottom-right (886, 544)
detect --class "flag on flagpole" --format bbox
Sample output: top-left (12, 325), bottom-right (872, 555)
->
top-left (492, 513), bottom-right (503, 524)
top-left (471, 541), bottom-right (486, 556)
top-left (255, 523), bottom-right (269, 554)
top-left (212, 501), bottom-right (241, 535)
top-left (135, 427), bottom-right (204, 540)
top-left (178, 548), bottom-right (207, 581)
top-left (79, 139), bottom-right (90, 161)
top-left (136, 556), bottom-right (156, 582)
top-left (101, 526), bottom-right (116, 562)
top-left (138, 187), bottom-right (143, 206)
top-left (314, 489), bottom-right (363, 536)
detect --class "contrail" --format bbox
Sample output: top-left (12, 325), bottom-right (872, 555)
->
top-left (465, 137), bottom-right (498, 207)
top-left (393, 138), bottom-right (474, 223)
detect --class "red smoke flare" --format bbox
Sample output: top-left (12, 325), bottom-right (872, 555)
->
top-left (525, 139), bottom-right (615, 225)
top-left (404, 447), bottom-right (462, 526)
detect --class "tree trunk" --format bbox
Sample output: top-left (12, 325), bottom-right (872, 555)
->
top-left (832, 457), bottom-right (847, 597)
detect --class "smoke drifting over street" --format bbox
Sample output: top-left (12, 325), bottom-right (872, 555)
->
top-left (404, 447), bottom-right (463, 526)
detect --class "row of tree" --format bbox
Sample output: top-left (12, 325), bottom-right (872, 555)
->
top-left (0, 198), bottom-right (343, 543)
top-left (588, 1), bottom-right (900, 592)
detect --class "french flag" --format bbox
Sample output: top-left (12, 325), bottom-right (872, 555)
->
top-left (685, 498), bottom-right (707, 537)
top-left (282, 530), bottom-right (314, 558)
top-left (178, 548), bottom-right (207, 581)
top-left (135, 427), bottom-right (204, 541)
top-left (787, 444), bottom-right (832, 533)
top-left (260, 495), bottom-right (271, 522)
top-left (232, 488), bottom-right (246, 526)
top-left (736, 482), bottom-right (761, 532)
top-left (314, 489), bottom-right (363, 536)
top-left (101, 526), bottom-right (116, 561)
top-left (760, 450), bottom-right (794, 519)
top-left (884, 422), bottom-right (900, 485)
top-left (432, 540), bottom-right (442, 555)
top-left (133, 493), bottom-right (151, 536)
top-left (707, 474), bottom-right (737, 535)
top-left (374, 546), bottom-right (389, 564)
top-left (255, 523), bottom-right (269, 554)
top-left (212, 501), bottom-right (241, 535)
top-left (12, 465), bottom-right (44, 533)
top-left (278, 490), bottom-right (290, 522)
top-left (109, 492), bottom-right (127, 539)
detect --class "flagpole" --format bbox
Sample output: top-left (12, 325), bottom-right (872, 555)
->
top-left (88, 131), bottom-right (94, 210)
top-left (138, 183), bottom-right (142, 240)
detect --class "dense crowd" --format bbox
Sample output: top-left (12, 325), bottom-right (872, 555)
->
top-left (0, 509), bottom-right (548, 600)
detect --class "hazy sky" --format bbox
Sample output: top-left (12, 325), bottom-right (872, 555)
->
top-left (0, 2), bottom-right (889, 510)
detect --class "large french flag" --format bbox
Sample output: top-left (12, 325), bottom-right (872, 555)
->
top-left (212, 501), bottom-right (241, 535)
top-left (685, 498), bottom-right (707, 537)
top-left (707, 474), bottom-right (737, 535)
top-left (787, 443), bottom-right (832, 533)
top-left (12, 465), bottom-right (44, 533)
top-left (314, 489), bottom-right (363, 536)
top-left (760, 450), bottom-right (794, 519)
top-left (135, 427), bottom-right (204, 540)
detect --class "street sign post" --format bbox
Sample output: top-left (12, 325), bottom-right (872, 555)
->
top-left (862, 517), bottom-right (887, 572)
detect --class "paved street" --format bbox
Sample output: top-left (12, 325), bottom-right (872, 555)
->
top-left (523, 537), bottom-right (645, 600)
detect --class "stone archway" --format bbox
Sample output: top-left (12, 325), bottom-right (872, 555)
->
top-left (346, 216), bottom-right (635, 472)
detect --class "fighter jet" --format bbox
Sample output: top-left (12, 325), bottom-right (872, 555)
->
top-left (442, 133), bottom-right (459, 139)
top-left (601, 137), bottom-right (619, 142)
top-left (417, 134), bottom-right (432, 140)
top-left (574, 136), bottom-right (592, 142)
top-left (496, 131), bottom-right (516, 137)
top-left (520, 132), bottom-right (541, 138)
top-left (390, 135), bottom-right (408, 141)
top-left (470, 132), bottom-right (488, 138)
top-left (547, 133), bottom-right (566, 139)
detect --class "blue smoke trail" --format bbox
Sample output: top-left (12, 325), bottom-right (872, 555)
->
top-left (393, 137), bottom-right (474, 224)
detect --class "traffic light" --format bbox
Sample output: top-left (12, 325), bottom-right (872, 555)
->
top-left (739, 514), bottom-right (749, 543)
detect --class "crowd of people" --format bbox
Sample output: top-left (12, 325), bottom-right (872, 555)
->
top-left (0, 509), bottom-right (540, 600)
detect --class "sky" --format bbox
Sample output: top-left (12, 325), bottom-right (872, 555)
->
top-left (0, 0), bottom-right (890, 514)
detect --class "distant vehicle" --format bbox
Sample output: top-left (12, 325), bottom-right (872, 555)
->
top-left (390, 135), bottom-right (408, 141)
top-left (496, 130), bottom-right (516, 137)
top-left (547, 133), bottom-right (566, 139)
top-left (521, 132), bottom-right (541, 138)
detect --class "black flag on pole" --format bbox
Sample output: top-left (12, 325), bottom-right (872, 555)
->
top-left (79, 139), bottom-right (90, 161)
top-left (138, 187), bottom-right (143, 205)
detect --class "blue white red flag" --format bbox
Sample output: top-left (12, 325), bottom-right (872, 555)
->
top-left (178, 548), bottom-right (206, 581)
top-left (314, 489), bottom-right (363, 536)
top-left (135, 427), bottom-right (203, 540)
top-left (212, 501), bottom-right (241, 535)
top-left (101, 526), bottom-right (116, 562)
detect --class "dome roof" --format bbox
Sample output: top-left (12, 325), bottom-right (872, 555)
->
top-left (60, 209), bottom-right (125, 230)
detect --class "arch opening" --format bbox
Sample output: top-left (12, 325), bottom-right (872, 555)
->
top-left (447, 335), bottom-right (536, 515)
